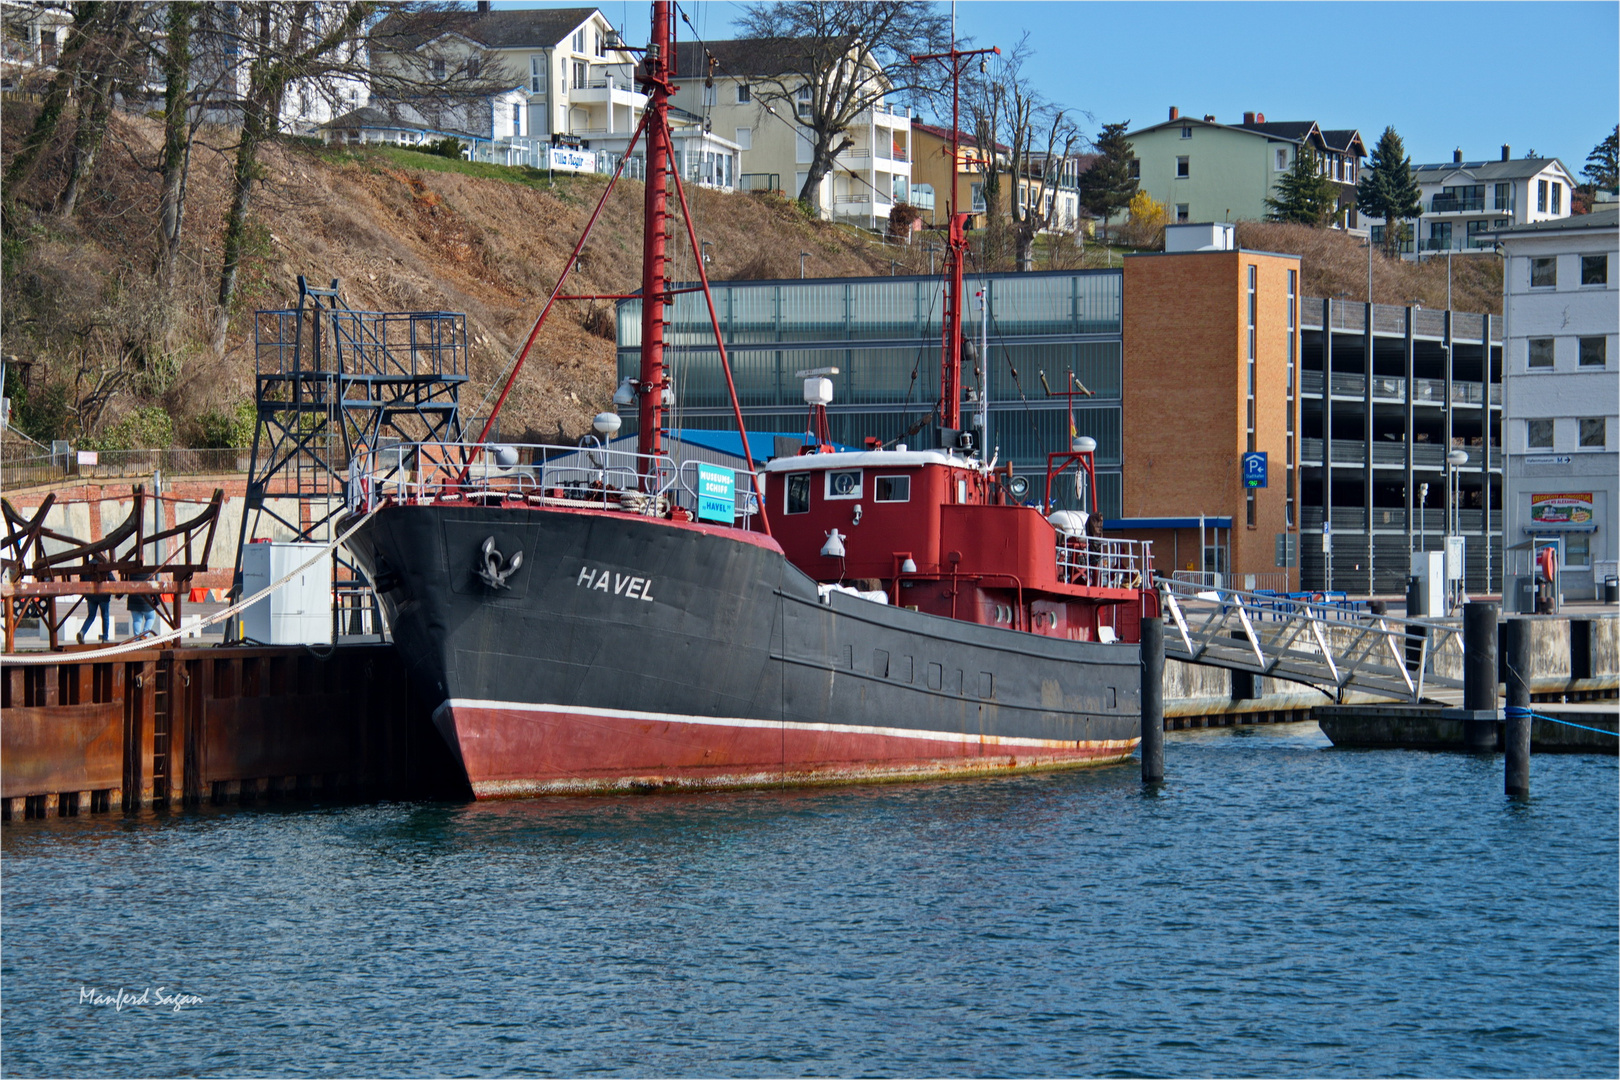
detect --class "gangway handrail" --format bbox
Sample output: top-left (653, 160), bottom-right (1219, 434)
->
top-left (1157, 577), bottom-right (1465, 702)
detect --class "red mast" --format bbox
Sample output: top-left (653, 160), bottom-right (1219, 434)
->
top-left (637, 0), bottom-right (675, 458)
top-left (910, 41), bottom-right (997, 436)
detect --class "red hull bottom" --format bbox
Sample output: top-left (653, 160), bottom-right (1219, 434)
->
top-left (436, 700), bottom-right (1138, 797)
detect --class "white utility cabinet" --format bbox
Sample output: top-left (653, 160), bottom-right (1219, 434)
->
top-left (241, 542), bottom-right (332, 645)
top-left (1409, 551), bottom-right (1446, 618)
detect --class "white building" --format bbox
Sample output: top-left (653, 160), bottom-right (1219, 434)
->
top-left (1494, 208), bottom-right (1618, 599)
top-left (667, 39), bottom-right (913, 231)
top-left (1361, 148), bottom-right (1576, 257)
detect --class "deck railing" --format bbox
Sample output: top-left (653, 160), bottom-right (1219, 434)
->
top-left (348, 442), bottom-right (758, 523)
top-left (1055, 535), bottom-right (1153, 590)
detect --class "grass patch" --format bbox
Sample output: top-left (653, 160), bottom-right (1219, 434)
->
top-left (291, 140), bottom-right (592, 194)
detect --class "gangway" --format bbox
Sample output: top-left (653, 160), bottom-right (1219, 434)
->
top-left (1158, 578), bottom-right (1465, 703)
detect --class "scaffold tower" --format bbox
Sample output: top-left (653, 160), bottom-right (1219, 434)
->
top-left (236, 276), bottom-right (469, 588)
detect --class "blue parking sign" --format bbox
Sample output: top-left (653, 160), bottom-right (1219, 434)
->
top-left (1242, 451), bottom-right (1267, 489)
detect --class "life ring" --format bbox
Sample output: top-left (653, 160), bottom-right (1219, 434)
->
top-left (1536, 546), bottom-right (1557, 581)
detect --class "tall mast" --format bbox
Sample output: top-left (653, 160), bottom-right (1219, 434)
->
top-left (910, 40), bottom-right (997, 437)
top-left (637, 0), bottom-right (675, 458)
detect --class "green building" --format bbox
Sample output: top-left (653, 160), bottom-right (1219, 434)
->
top-left (1124, 109), bottom-right (1365, 226)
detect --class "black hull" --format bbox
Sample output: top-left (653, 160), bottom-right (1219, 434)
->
top-left (345, 505), bottom-right (1142, 795)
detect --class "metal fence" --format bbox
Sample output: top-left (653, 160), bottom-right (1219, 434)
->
top-left (3, 447), bottom-right (251, 487)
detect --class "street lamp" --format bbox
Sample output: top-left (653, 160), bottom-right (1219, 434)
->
top-left (1447, 448), bottom-right (1468, 607)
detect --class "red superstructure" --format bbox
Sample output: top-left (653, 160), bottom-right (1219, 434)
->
top-left (762, 447), bottom-right (1155, 644)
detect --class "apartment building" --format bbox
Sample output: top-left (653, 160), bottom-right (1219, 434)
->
top-left (668, 39), bottom-right (913, 231)
top-left (1125, 108), bottom-right (1365, 226)
top-left (1494, 208), bottom-right (1618, 599)
top-left (1359, 148), bottom-right (1577, 256)
top-left (370, 6), bottom-right (639, 146)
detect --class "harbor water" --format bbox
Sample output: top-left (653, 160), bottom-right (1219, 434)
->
top-left (3, 722), bottom-right (1616, 1078)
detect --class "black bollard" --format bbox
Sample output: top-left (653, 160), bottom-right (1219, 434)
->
top-left (1504, 618), bottom-right (1532, 796)
top-left (1462, 601), bottom-right (1499, 753)
top-left (1141, 616), bottom-right (1164, 783)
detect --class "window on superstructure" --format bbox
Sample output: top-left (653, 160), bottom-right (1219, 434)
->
top-left (826, 470), bottom-right (862, 500)
top-left (785, 473), bottom-right (810, 514)
top-left (875, 476), bottom-right (910, 502)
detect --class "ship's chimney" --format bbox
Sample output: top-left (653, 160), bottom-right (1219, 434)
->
top-left (1502, 144), bottom-right (1511, 161)
top-left (1168, 106), bottom-right (1179, 121)
top-left (1453, 148), bottom-right (1463, 163)
top-left (1243, 111), bottom-right (1255, 124)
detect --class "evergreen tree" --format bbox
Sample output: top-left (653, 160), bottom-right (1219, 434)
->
top-left (1079, 121), bottom-right (1137, 239)
top-left (1582, 125), bottom-right (1618, 191)
top-left (1265, 145), bottom-right (1341, 226)
top-left (1356, 126), bottom-right (1423, 255)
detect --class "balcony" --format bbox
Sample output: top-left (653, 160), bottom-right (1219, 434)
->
top-left (1428, 194), bottom-right (1484, 214)
top-left (566, 75), bottom-right (644, 109)
top-left (1300, 370), bottom-right (1499, 405)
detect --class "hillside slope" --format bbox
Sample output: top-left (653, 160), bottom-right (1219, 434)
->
top-left (2, 106), bottom-right (1500, 450)
top-left (2, 107), bottom-right (907, 445)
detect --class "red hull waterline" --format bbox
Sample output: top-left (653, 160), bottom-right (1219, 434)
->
top-left (435, 701), bottom-right (1139, 797)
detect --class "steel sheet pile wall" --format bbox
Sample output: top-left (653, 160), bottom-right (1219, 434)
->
top-left (2, 644), bottom-right (463, 817)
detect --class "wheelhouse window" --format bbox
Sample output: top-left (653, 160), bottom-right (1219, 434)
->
top-left (825, 469), bottom-right (862, 500)
top-left (874, 475), bottom-right (910, 502)
top-left (785, 473), bottom-right (810, 514)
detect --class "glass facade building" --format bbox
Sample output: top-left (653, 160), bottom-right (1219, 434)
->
top-left (616, 269), bottom-right (1126, 515)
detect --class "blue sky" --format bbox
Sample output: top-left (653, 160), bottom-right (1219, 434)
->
top-left (503, 1), bottom-right (1619, 173)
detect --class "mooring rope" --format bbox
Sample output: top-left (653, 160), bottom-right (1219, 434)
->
top-left (2, 507), bottom-right (382, 665)
top-left (1503, 706), bottom-right (1620, 738)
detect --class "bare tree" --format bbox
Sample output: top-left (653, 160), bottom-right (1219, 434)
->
top-left (212, 1), bottom-right (375, 352)
top-left (1, 1), bottom-right (117, 234)
top-left (734, 1), bottom-right (950, 213)
top-left (966, 34), bottom-right (1083, 271)
top-left (53, 1), bottom-right (144, 218)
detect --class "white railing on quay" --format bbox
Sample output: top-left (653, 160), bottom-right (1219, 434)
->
top-left (1157, 577), bottom-right (1466, 702)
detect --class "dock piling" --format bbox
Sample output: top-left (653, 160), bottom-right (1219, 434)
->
top-left (1504, 618), bottom-right (1532, 796)
top-left (1141, 616), bottom-right (1164, 783)
top-left (1462, 602), bottom-right (1499, 753)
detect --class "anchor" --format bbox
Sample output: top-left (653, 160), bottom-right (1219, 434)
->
top-left (476, 536), bottom-right (523, 590)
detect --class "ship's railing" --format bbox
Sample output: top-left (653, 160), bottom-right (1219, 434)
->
top-left (1055, 535), bottom-right (1153, 590)
top-left (345, 441), bottom-right (758, 523)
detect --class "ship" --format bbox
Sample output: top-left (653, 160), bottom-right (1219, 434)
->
top-left (341, 3), bottom-right (1158, 797)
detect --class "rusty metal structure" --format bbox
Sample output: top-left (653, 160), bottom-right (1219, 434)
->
top-left (1, 486), bottom-right (223, 651)
top-left (0, 643), bottom-right (462, 818)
